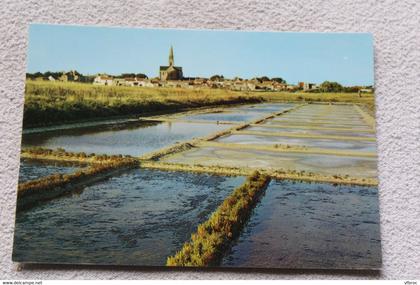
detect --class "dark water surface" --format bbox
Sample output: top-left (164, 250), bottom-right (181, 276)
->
top-left (222, 180), bottom-right (381, 269)
top-left (13, 169), bottom-right (245, 265)
top-left (22, 121), bottom-right (228, 157)
top-left (18, 159), bottom-right (82, 183)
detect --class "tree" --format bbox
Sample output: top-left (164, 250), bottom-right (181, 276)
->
top-left (121, 73), bottom-right (136, 78)
top-left (135, 73), bottom-right (148, 79)
top-left (319, 81), bottom-right (343, 92)
top-left (210, 75), bottom-right (224, 81)
top-left (118, 73), bottom-right (148, 79)
top-left (271, 77), bottom-right (286, 84)
top-left (26, 72), bottom-right (44, 79)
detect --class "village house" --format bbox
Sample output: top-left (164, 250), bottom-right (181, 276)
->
top-left (161, 80), bottom-right (188, 88)
top-left (286, 84), bottom-right (299, 91)
top-left (93, 74), bottom-right (114, 86)
top-left (113, 78), bottom-right (126, 86)
top-left (137, 80), bottom-right (156, 87)
top-left (206, 80), bottom-right (225, 89)
top-left (298, 82), bottom-right (318, 91)
top-left (112, 77), bottom-right (148, 87)
top-left (219, 79), bottom-right (257, 91)
top-left (59, 70), bottom-right (80, 82)
top-left (256, 80), bottom-right (276, 91)
top-left (272, 82), bottom-right (288, 91)
top-left (123, 78), bottom-right (138, 87)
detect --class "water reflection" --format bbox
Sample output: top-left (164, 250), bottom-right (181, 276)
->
top-left (185, 112), bottom-right (262, 122)
top-left (182, 104), bottom-right (295, 122)
top-left (22, 121), bottom-right (229, 157)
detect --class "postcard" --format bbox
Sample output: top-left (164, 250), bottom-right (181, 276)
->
top-left (13, 24), bottom-right (380, 269)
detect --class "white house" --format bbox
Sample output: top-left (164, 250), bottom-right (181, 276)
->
top-left (93, 75), bottom-right (114, 86)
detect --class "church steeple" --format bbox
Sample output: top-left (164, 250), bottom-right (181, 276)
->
top-left (169, 46), bottom-right (174, 66)
top-left (160, 45), bottom-right (183, 81)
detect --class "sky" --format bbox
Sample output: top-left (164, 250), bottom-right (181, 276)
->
top-left (27, 24), bottom-right (374, 86)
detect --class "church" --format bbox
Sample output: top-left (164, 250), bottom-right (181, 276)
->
top-left (159, 46), bottom-right (183, 81)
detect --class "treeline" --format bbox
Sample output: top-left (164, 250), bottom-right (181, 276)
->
top-left (206, 75), bottom-right (286, 83)
top-left (114, 73), bottom-right (148, 79)
top-left (254, 76), bottom-right (286, 83)
top-left (307, 81), bottom-right (374, 93)
top-left (26, 71), bottom-right (149, 81)
top-left (26, 70), bottom-right (95, 82)
top-left (26, 71), bottom-right (63, 80)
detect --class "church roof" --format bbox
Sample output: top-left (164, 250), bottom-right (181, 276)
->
top-left (160, 65), bottom-right (183, 71)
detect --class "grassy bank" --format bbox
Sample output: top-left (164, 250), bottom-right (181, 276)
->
top-left (141, 161), bottom-right (378, 186)
top-left (166, 171), bottom-right (270, 266)
top-left (21, 147), bottom-right (135, 164)
top-left (260, 91), bottom-right (375, 104)
top-left (23, 81), bottom-right (264, 127)
top-left (23, 81), bottom-right (374, 127)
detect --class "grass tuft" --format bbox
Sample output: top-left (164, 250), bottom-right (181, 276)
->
top-left (166, 171), bottom-right (270, 266)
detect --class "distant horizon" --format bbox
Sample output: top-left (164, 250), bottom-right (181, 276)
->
top-left (27, 24), bottom-right (374, 86)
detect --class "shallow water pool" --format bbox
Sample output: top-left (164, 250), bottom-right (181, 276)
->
top-left (13, 169), bottom-right (245, 265)
top-left (180, 103), bottom-right (296, 122)
top-left (233, 103), bottom-right (295, 114)
top-left (183, 111), bottom-right (264, 122)
top-left (18, 159), bottom-right (83, 183)
top-left (22, 121), bottom-right (229, 157)
top-left (222, 180), bottom-right (381, 269)
top-left (245, 125), bottom-right (376, 138)
top-left (163, 146), bottom-right (378, 178)
top-left (216, 133), bottom-right (377, 153)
